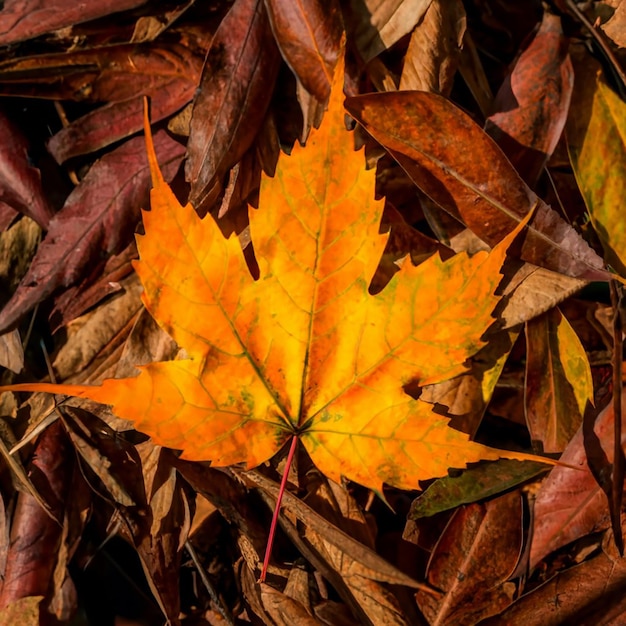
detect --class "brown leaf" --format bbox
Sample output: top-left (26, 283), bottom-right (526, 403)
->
top-left (486, 11), bottom-right (574, 185)
top-left (0, 596), bottom-right (43, 625)
top-left (0, 109), bottom-right (53, 228)
top-left (0, 421), bottom-right (72, 613)
top-left (47, 78), bottom-right (199, 163)
top-left (529, 391), bottom-right (625, 568)
top-left (415, 491), bottom-right (522, 624)
top-left (0, 130), bottom-right (184, 334)
top-left (185, 0), bottom-right (281, 213)
top-left (264, 0), bottom-right (343, 102)
top-left (0, 0), bottom-right (147, 45)
top-left (346, 0), bottom-right (433, 62)
top-left (485, 531), bottom-right (626, 625)
top-left (345, 91), bottom-right (607, 280)
top-left (399, 0), bottom-right (465, 95)
top-left (0, 42), bottom-right (200, 104)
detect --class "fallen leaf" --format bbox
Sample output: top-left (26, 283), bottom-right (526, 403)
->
top-left (487, 530), bottom-right (626, 625)
top-left (0, 109), bottom-right (53, 228)
top-left (409, 459), bottom-right (548, 519)
top-left (0, 596), bottom-right (43, 626)
top-left (185, 0), bottom-right (281, 213)
top-left (486, 11), bottom-right (574, 185)
top-left (529, 389), bottom-right (626, 568)
top-left (346, 0), bottom-right (433, 62)
top-left (525, 307), bottom-right (593, 453)
top-left (399, 0), bottom-right (465, 95)
top-left (345, 91), bottom-right (608, 281)
top-left (0, 130), bottom-right (184, 334)
top-left (0, 421), bottom-right (72, 613)
top-left (0, 329), bottom-right (23, 373)
top-left (47, 80), bottom-right (200, 164)
top-left (415, 491), bottom-right (522, 624)
top-left (568, 69), bottom-right (626, 275)
top-left (265, 0), bottom-right (343, 102)
top-left (0, 61), bottom-right (550, 492)
top-left (0, 0), bottom-right (146, 45)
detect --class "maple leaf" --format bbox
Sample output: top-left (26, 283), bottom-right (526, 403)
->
top-left (2, 61), bottom-right (546, 492)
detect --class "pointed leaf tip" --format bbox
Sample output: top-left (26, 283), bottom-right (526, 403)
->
top-left (143, 96), bottom-right (165, 188)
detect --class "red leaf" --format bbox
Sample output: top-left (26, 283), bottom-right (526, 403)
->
top-left (185, 0), bottom-right (281, 213)
top-left (0, 109), bottom-right (53, 228)
top-left (0, 131), bottom-right (184, 333)
top-left (486, 11), bottom-right (573, 185)
top-left (48, 80), bottom-right (199, 163)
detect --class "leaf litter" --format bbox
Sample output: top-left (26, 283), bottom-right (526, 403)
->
top-left (0, 3), bottom-right (624, 624)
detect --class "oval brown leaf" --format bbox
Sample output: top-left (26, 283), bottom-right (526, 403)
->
top-left (185, 0), bottom-right (281, 213)
top-left (345, 91), bottom-right (607, 280)
top-left (264, 0), bottom-right (342, 101)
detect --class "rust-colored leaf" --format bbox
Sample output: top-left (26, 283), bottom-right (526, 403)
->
top-left (345, 91), bottom-right (607, 280)
top-left (486, 11), bottom-right (574, 185)
top-left (415, 491), bottom-right (522, 624)
top-left (264, 0), bottom-right (343, 102)
top-left (529, 390), bottom-right (626, 568)
top-left (1, 61), bottom-right (550, 493)
top-left (185, 0), bottom-right (281, 213)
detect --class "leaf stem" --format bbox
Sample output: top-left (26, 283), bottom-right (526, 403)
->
top-left (259, 434), bottom-right (298, 582)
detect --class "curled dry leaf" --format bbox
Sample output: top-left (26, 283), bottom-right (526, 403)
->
top-left (347, 0), bottom-right (433, 62)
top-left (399, 0), bottom-right (466, 95)
top-left (0, 60), bottom-right (552, 492)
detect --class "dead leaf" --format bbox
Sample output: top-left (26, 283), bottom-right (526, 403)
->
top-left (529, 389), bottom-right (626, 567)
top-left (345, 91), bottom-right (608, 281)
top-left (0, 0), bottom-right (147, 45)
top-left (486, 11), bottom-right (574, 186)
top-left (399, 0), bottom-right (465, 95)
top-left (524, 307), bottom-right (593, 453)
top-left (265, 0), bottom-right (343, 102)
top-left (186, 0), bottom-right (281, 213)
top-left (347, 0), bottom-right (433, 62)
top-left (0, 109), bottom-right (53, 228)
top-left (415, 491), bottom-right (522, 624)
top-left (0, 596), bottom-right (43, 625)
top-left (0, 130), bottom-right (184, 334)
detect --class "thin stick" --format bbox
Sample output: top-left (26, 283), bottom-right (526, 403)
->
top-left (259, 434), bottom-right (298, 582)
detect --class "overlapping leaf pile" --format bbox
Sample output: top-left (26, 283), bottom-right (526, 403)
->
top-left (0, 1), bottom-right (625, 625)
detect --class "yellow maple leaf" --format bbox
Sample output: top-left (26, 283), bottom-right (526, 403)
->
top-left (3, 61), bottom-right (547, 492)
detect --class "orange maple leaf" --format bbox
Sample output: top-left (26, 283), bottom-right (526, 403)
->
top-left (3, 62), bottom-right (546, 493)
